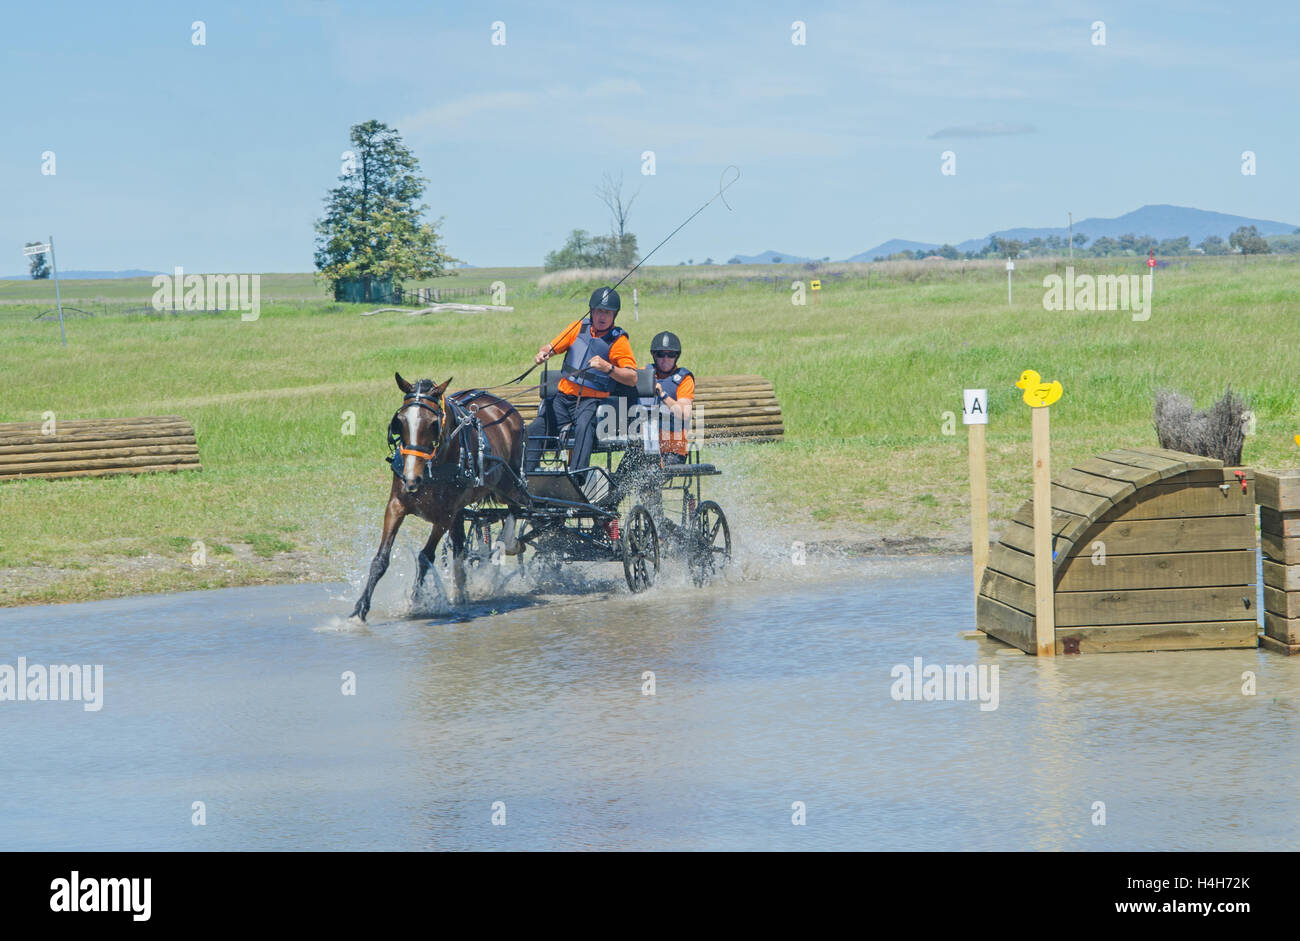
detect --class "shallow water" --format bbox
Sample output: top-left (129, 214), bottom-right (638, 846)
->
top-left (0, 556), bottom-right (1295, 850)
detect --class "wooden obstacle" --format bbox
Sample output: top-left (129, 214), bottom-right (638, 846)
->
top-left (0, 416), bottom-right (201, 482)
top-left (511, 374), bottom-right (784, 444)
top-left (1256, 470), bottom-right (1300, 655)
top-left (977, 447), bottom-right (1258, 654)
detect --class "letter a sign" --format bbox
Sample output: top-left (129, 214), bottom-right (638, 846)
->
top-left (963, 389), bottom-right (988, 424)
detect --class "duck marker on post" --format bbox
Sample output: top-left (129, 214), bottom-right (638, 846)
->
top-left (963, 389), bottom-right (989, 615)
top-left (1016, 369), bottom-right (1063, 657)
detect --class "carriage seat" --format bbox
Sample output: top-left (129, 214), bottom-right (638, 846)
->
top-left (540, 366), bottom-right (658, 452)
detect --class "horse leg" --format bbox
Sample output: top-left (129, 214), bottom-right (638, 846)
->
top-left (350, 496), bottom-right (407, 622)
top-left (411, 523), bottom-right (447, 604)
top-left (450, 513), bottom-right (469, 605)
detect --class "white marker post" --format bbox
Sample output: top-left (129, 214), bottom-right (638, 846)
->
top-left (964, 389), bottom-right (989, 612)
top-left (1005, 258), bottom-right (1014, 305)
top-left (1147, 251), bottom-right (1156, 300)
top-left (23, 238), bottom-right (65, 346)
top-left (633, 287), bottom-right (639, 321)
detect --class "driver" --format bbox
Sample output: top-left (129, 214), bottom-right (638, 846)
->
top-left (524, 286), bottom-right (638, 479)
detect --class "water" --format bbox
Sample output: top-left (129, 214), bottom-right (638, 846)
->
top-left (0, 557), bottom-right (1295, 850)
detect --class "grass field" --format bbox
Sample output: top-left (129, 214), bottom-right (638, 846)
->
top-left (2, 254), bottom-right (1298, 605)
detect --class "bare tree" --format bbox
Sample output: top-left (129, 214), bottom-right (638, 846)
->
top-left (596, 171), bottom-right (639, 239)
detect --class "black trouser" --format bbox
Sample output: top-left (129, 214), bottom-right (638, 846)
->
top-left (525, 392), bottom-right (601, 475)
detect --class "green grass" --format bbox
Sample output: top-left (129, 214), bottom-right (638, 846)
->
top-left (242, 533), bottom-right (296, 558)
top-left (2, 255), bottom-right (1298, 603)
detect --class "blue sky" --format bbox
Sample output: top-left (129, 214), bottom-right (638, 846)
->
top-left (2, 0), bottom-right (1297, 271)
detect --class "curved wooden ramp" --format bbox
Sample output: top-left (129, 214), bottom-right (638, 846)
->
top-left (0, 416), bottom-right (201, 482)
top-left (977, 447), bottom-right (1258, 654)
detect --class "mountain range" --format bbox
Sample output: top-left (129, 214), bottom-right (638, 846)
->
top-left (732, 205), bottom-right (1298, 264)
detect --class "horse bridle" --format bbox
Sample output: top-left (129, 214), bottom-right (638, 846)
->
top-left (389, 388), bottom-right (450, 462)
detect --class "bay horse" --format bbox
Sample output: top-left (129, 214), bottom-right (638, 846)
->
top-left (349, 372), bottom-right (529, 622)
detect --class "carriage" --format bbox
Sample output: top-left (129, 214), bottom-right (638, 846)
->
top-left (432, 364), bottom-right (732, 593)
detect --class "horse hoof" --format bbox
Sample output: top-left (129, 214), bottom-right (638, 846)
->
top-left (348, 611), bottom-right (367, 624)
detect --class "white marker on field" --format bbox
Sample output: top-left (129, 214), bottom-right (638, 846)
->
top-left (1005, 258), bottom-right (1015, 305)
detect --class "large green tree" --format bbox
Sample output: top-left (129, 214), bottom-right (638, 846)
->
top-left (314, 120), bottom-right (458, 300)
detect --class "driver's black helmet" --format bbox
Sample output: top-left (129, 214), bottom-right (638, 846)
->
top-left (650, 331), bottom-right (682, 357)
top-left (588, 286), bottom-right (621, 313)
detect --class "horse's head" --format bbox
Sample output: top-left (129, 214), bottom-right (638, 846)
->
top-left (392, 372), bottom-right (452, 494)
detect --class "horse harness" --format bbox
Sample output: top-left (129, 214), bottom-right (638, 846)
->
top-left (388, 387), bottom-right (518, 488)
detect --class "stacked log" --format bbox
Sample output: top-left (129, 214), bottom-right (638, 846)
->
top-left (1256, 470), bottom-right (1300, 655)
top-left (511, 374), bottom-right (784, 444)
top-left (0, 416), bottom-right (201, 482)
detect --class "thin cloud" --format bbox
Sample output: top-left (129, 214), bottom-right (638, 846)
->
top-left (928, 122), bottom-right (1036, 139)
top-left (402, 80), bottom-right (644, 131)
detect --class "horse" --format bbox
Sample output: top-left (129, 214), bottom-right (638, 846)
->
top-left (349, 372), bottom-right (529, 622)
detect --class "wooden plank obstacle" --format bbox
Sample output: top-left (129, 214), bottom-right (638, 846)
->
top-left (976, 447), bottom-right (1259, 654)
top-left (0, 416), bottom-right (201, 482)
top-left (1256, 470), bottom-right (1300, 655)
top-left (512, 374), bottom-right (784, 444)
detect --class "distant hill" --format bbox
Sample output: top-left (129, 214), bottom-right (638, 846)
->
top-left (0, 269), bottom-right (163, 281)
top-left (989, 205), bottom-right (1296, 244)
top-left (847, 239), bottom-right (942, 262)
top-left (727, 250), bottom-right (815, 264)
top-left (846, 205), bottom-right (1298, 261)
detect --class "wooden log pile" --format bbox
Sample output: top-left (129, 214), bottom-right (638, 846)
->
top-left (1256, 470), bottom-right (1300, 655)
top-left (510, 374), bottom-right (784, 444)
top-left (0, 416), bottom-right (201, 482)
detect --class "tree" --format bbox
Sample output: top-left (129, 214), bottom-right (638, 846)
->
top-left (1157, 236), bottom-right (1190, 255)
top-left (543, 229), bottom-right (638, 271)
top-left (596, 171), bottom-right (639, 241)
top-left (772, 256), bottom-right (783, 263)
top-left (1229, 225), bottom-right (1271, 254)
top-left (25, 242), bottom-right (49, 279)
top-left (727, 256), bottom-right (741, 264)
top-left (987, 237), bottom-right (1022, 258)
top-left (314, 120), bottom-right (458, 301)
top-left (1198, 235), bottom-right (1228, 255)
top-left (703, 257), bottom-right (714, 265)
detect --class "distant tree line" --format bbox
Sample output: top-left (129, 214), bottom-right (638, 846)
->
top-left (877, 225), bottom-right (1282, 261)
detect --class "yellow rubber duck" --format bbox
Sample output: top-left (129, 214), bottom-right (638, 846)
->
top-left (1016, 369), bottom-right (1062, 408)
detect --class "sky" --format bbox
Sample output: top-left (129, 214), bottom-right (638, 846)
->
top-left (2, 0), bottom-right (1298, 271)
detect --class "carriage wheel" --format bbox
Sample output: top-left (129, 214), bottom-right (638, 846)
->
top-left (687, 500), bottom-right (731, 587)
top-left (622, 505), bottom-right (660, 593)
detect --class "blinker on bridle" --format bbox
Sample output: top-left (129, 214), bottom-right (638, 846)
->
top-left (393, 387), bottom-right (449, 463)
